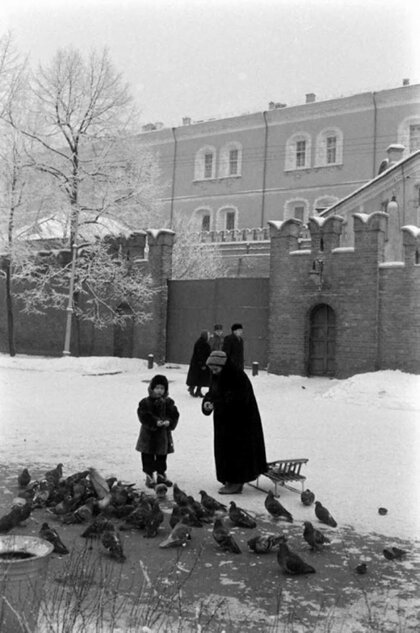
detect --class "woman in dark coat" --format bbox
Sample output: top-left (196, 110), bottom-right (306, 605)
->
top-left (202, 350), bottom-right (267, 494)
top-left (186, 330), bottom-right (211, 397)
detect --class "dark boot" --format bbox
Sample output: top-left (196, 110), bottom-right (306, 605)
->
top-left (145, 474), bottom-right (155, 489)
top-left (156, 473), bottom-right (173, 487)
top-left (188, 386), bottom-right (195, 396)
top-left (218, 483), bottom-right (243, 494)
top-left (194, 388), bottom-right (204, 397)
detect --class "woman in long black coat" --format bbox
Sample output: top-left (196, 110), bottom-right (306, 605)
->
top-left (202, 350), bottom-right (267, 494)
top-left (186, 330), bottom-right (211, 397)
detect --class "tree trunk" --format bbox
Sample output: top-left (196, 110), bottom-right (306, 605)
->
top-left (5, 262), bottom-right (16, 356)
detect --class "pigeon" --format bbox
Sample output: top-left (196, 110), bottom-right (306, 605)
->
top-left (228, 501), bottom-right (257, 528)
top-left (383, 546), bottom-right (407, 560)
top-left (121, 497), bottom-right (154, 531)
top-left (61, 497), bottom-right (96, 524)
top-left (303, 521), bottom-right (331, 550)
top-left (186, 496), bottom-right (213, 523)
top-left (264, 491), bottom-right (293, 522)
top-left (169, 504), bottom-right (202, 528)
top-left (39, 522), bottom-right (69, 555)
top-left (173, 483), bottom-right (190, 506)
top-left (155, 483), bottom-right (168, 500)
top-left (247, 534), bottom-right (283, 554)
top-left (81, 517), bottom-right (115, 538)
top-left (0, 506), bottom-right (26, 533)
top-left (277, 536), bottom-right (316, 575)
top-left (355, 563), bottom-right (367, 575)
top-left (101, 523), bottom-right (126, 562)
top-left (199, 490), bottom-right (227, 514)
top-left (159, 520), bottom-right (192, 548)
top-left (45, 463), bottom-right (64, 486)
top-left (314, 501), bottom-right (337, 528)
top-left (391, 546), bottom-right (407, 559)
top-left (17, 468), bottom-right (31, 488)
top-left (301, 489), bottom-right (315, 506)
top-left (143, 499), bottom-right (164, 538)
top-left (212, 517), bottom-right (241, 554)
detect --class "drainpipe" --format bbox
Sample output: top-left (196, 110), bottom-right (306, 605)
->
top-left (372, 92), bottom-right (377, 178)
top-left (169, 127), bottom-right (178, 229)
top-left (260, 111), bottom-right (269, 227)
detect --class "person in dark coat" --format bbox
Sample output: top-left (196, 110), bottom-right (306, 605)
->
top-left (209, 324), bottom-right (225, 352)
top-left (202, 350), bottom-right (267, 494)
top-left (222, 323), bottom-right (244, 370)
top-left (186, 330), bottom-right (211, 397)
top-left (136, 374), bottom-right (179, 488)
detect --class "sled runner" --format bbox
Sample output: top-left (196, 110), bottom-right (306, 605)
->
top-left (248, 459), bottom-right (308, 496)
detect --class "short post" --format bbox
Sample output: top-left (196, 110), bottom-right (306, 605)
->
top-left (252, 361), bottom-right (259, 376)
top-left (147, 354), bottom-right (154, 369)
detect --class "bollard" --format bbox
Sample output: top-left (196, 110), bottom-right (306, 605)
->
top-left (147, 354), bottom-right (154, 369)
top-left (252, 361), bottom-right (259, 376)
top-left (0, 535), bottom-right (54, 633)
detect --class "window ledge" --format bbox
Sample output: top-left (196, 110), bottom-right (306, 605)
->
top-left (193, 177), bottom-right (218, 183)
top-left (218, 174), bottom-right (242, 180)
top-left (284, 166), bottom-right (312, 173)
top-left (313, 162), bottom-right (343, 169)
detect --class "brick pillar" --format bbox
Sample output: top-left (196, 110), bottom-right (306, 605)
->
top-left (353, 212), bottom-right (388, 262)
top-left (126, 230), bottom-right (147, 262)
top-left (147, 229), bottom-right (175, 364)
top-left (402, 225), bottom-right (420, 267)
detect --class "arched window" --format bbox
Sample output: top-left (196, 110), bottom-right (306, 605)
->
top-left (217, 206), bottom-right (238, 231)
top-left (194, 145), bottom-right (217, 180)
top-left (218, 141), bottom-right (243, 178)
top-left (193, 207), bottom-right (213, 231)
top-left (285, 132), bottom-right (312, 171)
top-left (315, 128), bottom-right (343, 166)
top-left (284, 198), bottom-right (309, 222)
top-left (398, 116), bottom-right (420, 156)
top-left (313, 196), bottom-right (340, 214)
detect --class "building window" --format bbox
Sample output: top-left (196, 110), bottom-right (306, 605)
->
top-left (315, 128), bottom-right (343, 166)
top-left (217, 206), bottom-right (238, 231)
top-left (285, 133), bottom-right (311, 170)
top-left (229, 149), bottom-right (239, 175)
top-left (409, 125), bottom-right (420, 152)
top-left (326, 136), bottom-right (337, 164)
top-left (218, 142), bottom-right (242, 178)
top-left (398, 117), bottom-right (420, 157)
top-left (204, 153), bottom-right (213, 178)
top-left (202, 214), bottom-right (210, 231)
top-left (313, 196), bottom-right (339, 215)
top-left (194, 146), bottom-right (216, 180)
top-left (296, 141), bottom-right (306, 167)
top-left (284, 198), bottom-right (309, 222)
top-left (226, 211), bottom-right (235, 230)
top-left (294, 205), bottom-right (305, 221)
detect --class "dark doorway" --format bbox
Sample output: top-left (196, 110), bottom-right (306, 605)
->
top-left (113, 302), bottom-right (134, 357)
top-left (308, 304), bottom-right (336, 376)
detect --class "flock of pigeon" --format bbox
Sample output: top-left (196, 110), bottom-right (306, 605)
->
top-left (0, 464), bottom-right (407, 576)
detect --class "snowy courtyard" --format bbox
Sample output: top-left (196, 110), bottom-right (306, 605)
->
top-left (0, 354), bottom-right (419, 631)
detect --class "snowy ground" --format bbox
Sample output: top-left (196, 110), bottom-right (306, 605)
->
top-left (0, 354), bottom-right (419, 541)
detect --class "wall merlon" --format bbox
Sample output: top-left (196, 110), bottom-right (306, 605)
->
top-left (147, 228), bottom-right (176, 247)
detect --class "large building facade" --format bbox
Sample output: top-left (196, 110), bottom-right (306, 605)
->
top-left (137, 83), bottom-right (420, 232)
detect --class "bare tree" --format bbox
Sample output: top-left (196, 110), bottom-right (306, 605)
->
top-left (1, 45), bottom-right (162, 354)
top-left (0, 32), bottom-right (32, 355)
top-left (171, 215), bottom-right (228, 280)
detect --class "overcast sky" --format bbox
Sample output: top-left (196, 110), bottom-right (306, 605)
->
top-left (1, 0), bottom-right (419, 127)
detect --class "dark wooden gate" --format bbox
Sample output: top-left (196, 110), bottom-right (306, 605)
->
top-left (308, 304), bottom-right (336, 376)
top-left (166, 278), bottom-right (269, 368)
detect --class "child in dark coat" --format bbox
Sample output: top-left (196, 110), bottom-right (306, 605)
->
top-left (136, 374), bottom-right (179, 489)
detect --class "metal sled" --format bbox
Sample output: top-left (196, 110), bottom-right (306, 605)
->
top-left (248, 459), bottom-right (308, 497)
